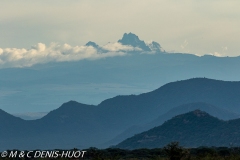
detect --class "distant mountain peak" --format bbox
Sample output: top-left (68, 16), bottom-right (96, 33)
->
top-left (121, 33), bottom-right (141, 43)
top-left (174, 110), bottom-right (212, 120)
top-left (115, 109), bottom-right (225, 149)
top-left (146, 41), bottom-right (164, 52)
top-left (118, 32), bottom-right (151, 51)
top-left (84, 33), bottom-right (164, 52)
top-left (85, 41), bottom-right (99, 48)
top-left (193, 109), bottom-right (208, 117)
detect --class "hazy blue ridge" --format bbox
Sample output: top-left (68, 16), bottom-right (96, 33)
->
top-left (1, 78), bottom-right (240, 150)
top-left (115, 110), bottom-right (240, 149)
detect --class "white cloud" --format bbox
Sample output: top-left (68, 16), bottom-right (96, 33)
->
top-left (0, 43), bottom-right (127, 68)
top-left (32, 43), bottom-right (46, 52)
top-left (213, 52), bottom-right (222, 57)
top-left (203, 52), bottom-right (224, 57)
top-left (203, 47), bottom-right (231, 57)
top-left (180, 40), bottom-right (188, 49)
top-left (1, 1), bottom-right (240, 56)
top-left (179, 40), bottom-right (190, 53)
top-left (102, 42), bottom-right (141, 52)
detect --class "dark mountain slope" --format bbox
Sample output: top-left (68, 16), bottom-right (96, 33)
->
top-left (0, 101), bottom-right (110, 150)
top-left (27, 77), bottom-right (240, 149)
top-left (2, 78), bottom-right (240, 150)
top-left (0, 109), bottom-right (24, 122)
top-left (0, 109), bottom-right (31, 149)
top-left (150, 102), bottom-right (239, 125)
top-left (98, 78), bottom-right (240, 127)
top-left (143, 78), bottom-right (240, 113)
top-left (106, 102), bottom-right (239, 146)
top-left (0, 109), bottom-right (28, 137)
top-left (36, 101), bottom-right (99, 132)
top-left (115, 110), bottom-right (232, 149)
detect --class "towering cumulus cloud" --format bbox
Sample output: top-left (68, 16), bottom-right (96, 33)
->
top-left (0, 43), bottom-right (127, 68)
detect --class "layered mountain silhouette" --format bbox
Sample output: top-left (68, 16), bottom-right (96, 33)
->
top-left (115, 110), bottom-right (240, 149)
top-left (1, 78), bottom-right (240, 150)
top-left (106, 102), bottom-right (240, 146)
top-left (2, 33), bottom-right (240, 114)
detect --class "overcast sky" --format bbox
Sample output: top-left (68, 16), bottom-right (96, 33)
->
top-left (1, 0), bottom-right (240, 56)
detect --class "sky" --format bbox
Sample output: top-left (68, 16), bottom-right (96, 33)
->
top-left (0, 0), bottom-right (240, 66)
top-left (1, 0), bottom-right (240, 116)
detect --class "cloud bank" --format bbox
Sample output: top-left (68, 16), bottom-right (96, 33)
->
top-left (102, 42), bottom-right (142, 52)
top-left (0, 43), bottom-right (131, 68)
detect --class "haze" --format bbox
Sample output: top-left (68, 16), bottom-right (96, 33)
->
top-left (1, 0), bottom-right (240, 56)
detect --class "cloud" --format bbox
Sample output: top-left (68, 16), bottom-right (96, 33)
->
top-left (1, 1), bottom-right (240, 56)
top-left (203, 52), bottom-right (224, 57)
top-left (213, 52), bottom-right (223, 57)
top-left (180, 40), bottom-right (188, 49)
top-left (102, 42), bottom-right (142, 52)
top-left (0, 43), bottom-right (127, 68)
top-left (203, 47), bottom-right (229, 57)
top-left (179, 40), bottom-right (190, 53)
top-left (32, 43), bottom-right (46, 52)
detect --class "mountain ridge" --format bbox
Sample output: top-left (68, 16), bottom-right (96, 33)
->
top-left (83, 32), bottom-right (163, 53)
top-left (118, 32), bottom-right (151, 51)
top-left (1, 78), bottom-right (240, 150)
top-left (115, 110), bottom-right (236, 149)
top-left (2, 48), bottom-right (240, 113)
top-left (105, 102), bottom-right (239, 146)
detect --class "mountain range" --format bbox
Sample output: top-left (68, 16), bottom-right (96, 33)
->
top-left (106, 102), bottom-right (240, 146)
top-left (116, 110), bottom-right (240, 149)
top-left (85, 32), bottom-right (164, 53)
top-left (1, 78), bottom-right (240, 150)
top-left (1, 33), bottom-right (240, 114)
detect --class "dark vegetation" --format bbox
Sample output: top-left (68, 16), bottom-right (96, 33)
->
top-left (83, 144), bottom-right (240, 160)
top-left (2, 143), bottom-right (240, 160)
